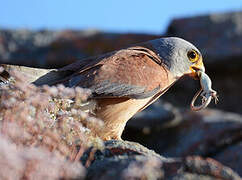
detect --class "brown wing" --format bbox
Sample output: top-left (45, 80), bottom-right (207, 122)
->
top-left (53, 47), bottom-right (172, 99)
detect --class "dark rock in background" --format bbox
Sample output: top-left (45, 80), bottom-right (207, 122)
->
top-left (167, 11), bottom-right (242, 69)
top-left (127, 100), bottom-right (182, 130)
top-left (0, 29), bottom-right (159, 68)
top-left (165, 11), bottom-right (242, 113)
top-left (0, 11), bottom-right (242, 179)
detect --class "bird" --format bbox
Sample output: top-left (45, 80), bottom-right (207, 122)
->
top-left (0, 37), bottom-right (205, 140)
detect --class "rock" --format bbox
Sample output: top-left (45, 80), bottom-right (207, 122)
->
top-left (0, 29), bottom-right (159, 68)
top-left (81, 140), bottom-right (241, 180)
top-left (122, 100), bottom-right (182, 143)
top-left (167, 11), bottom-right (242, 70)
top-left (124, 109), bottom-right (242, 177)
top-left (0, 29), bottom-right (64, 66)
top-left (127, 100), bottom-right (182, 129)
top-left (163, 11), bottom-right (242, 113)
top-left (214, 142), bottom-right (242, 179)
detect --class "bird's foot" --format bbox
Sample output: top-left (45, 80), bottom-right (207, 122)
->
top-left (102, 135), bottom-right (122, 141)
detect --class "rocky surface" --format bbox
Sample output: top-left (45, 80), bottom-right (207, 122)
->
top-left (81, 140), bottom-right (241, 180)
top-left (124, 108), bottom-right (242, 177)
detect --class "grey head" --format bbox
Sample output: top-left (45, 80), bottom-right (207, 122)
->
top-left (148, 37), bottom-right (205, 78)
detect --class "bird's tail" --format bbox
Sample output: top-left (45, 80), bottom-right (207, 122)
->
top-left (0, 64), bottom-right (59, 85)
top-left (0, 64), bottom-right (76, 86)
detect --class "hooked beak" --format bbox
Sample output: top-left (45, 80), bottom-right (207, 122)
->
top-left (189, 59), bottom-right (205, 80)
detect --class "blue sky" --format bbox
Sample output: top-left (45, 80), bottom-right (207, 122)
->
top-left (1, 0), bottom-right (241, 34)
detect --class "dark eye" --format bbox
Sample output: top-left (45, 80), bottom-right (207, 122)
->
top-left (187, 50), bottom-right (199, 62)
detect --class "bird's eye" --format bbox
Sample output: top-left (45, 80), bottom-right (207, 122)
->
top-left (187, 50), bottom-right (199, 62)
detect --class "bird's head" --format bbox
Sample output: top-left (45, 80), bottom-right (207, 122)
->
top-left (149, 37), bottom-right (205, 79)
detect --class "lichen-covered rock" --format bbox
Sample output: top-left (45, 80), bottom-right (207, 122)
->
top-left (124, 109), bottom-right (242, 177)
top-left (81, 140), bottom-right (241, 180)
top-left (214, 142), bottom-right (242, 179)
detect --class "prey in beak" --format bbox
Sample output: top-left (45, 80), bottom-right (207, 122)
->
top-left (188, 57), bottom-right (218, 111)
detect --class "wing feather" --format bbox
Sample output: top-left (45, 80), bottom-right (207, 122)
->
top-left (57, 47), bottom-right (172, 99)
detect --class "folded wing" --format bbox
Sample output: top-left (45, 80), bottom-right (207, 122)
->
top-left (53, 47), bottom-right (171, 99)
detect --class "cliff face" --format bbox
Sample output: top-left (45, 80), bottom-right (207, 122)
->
top-left (0, 11), bottom-right (242, 179)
